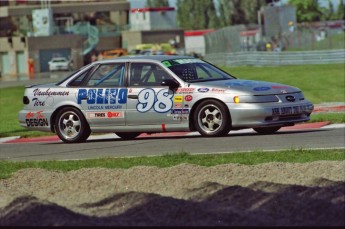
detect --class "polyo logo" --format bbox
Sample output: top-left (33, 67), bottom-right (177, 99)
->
top-left (77, 88), bottom-right (127, 105)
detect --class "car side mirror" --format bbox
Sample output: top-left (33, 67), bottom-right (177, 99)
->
top-left (161, 79), bottom-right (180, 89)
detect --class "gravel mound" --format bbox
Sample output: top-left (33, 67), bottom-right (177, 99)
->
top-left (0, 161), bottom-right (344, 226)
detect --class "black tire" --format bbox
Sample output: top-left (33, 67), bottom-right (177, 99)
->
top-left (115, 132), bottom-right (141, 140)
top-left (253, 126), bottom-right (281, 135)
top-left (193, 100), bottom-right (231, 137)
top-left (55, 107), bottom-right (91, 143)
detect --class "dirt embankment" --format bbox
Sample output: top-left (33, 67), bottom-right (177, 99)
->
top-left (0, 161), bottom-right (344, 226)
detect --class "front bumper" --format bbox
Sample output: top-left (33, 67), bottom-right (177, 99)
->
top-left (227, 101), bottom-right (314, 128)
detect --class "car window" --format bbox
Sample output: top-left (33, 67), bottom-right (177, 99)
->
top-left (163, 59), bottom-right (235, 82)
top-left (129, 63), bottom-right (172, 87)
top-left (68, 69), bottom-right (91, 87)
top-left (86, 63), bottom-right (125, 87)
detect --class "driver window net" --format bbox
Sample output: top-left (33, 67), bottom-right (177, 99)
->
top-left (181, 67), bottom-right (197, 81)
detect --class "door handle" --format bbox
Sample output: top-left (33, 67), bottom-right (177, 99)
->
top-left (127, 95), bottom-right (138, 99)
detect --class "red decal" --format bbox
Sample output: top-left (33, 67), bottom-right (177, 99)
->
top-left (107, 112), bottom-right (122, 118)
top-left (161, 124), bottom-right (166, 132)
top-left (272, 85), bottom-right (289, 89)
top-left (185, 95), bottom-right (193, 102)
top-left (26, 112), bottom-right (35, 119)
top-left (36, 111), bottom-right (44, 119)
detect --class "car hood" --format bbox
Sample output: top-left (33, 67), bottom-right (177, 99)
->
top-left (190, 79), bottom-right (301, 95)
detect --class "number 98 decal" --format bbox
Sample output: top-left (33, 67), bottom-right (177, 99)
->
top-left (136, 89), bottom-right (174, 113)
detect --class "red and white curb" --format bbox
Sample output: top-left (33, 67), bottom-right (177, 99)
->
top-left (1, 122), bottom-right (343, 144)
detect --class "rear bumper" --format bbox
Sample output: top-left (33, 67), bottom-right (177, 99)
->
top-left (18, 109), bottom-right (53, 132)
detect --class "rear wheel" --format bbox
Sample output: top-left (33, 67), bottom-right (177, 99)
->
top-left (253, 126), bottom-right (281, 134)
top-left (115, 132), bottom-right (141, 140)
top-left (55, 107), bottom-right (90, 143)
top-left (193, 100), bottom-right (231, 137)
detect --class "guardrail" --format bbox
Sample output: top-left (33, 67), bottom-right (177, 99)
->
top-left (204, 49), bottom-right (345, 66)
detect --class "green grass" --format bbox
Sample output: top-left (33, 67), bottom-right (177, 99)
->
top-left (0, 149), bottom-right (344, 179)
top-left (222, 63), bottom-right (345, 104)
top-left (311, 113), bottom-right (345, 123)
top-left (0, 63), bottom-right (344, 138)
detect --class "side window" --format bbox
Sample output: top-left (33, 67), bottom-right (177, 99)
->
top-left (86, 63), bottom-right (125, 87)
top-left (129, 63), bottom-right (172, 87)
top-left (68, 69), bottom-right (91, 87)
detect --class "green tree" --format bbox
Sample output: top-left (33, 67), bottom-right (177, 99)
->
top-left (146, 0), bottom-right (169, 7)
top-left (218, 0), bottom-right (266, 26)
top-left (336, 0), bottom-right (345, 20)
top-left (177, 0), bottom-right (219, 30)
top-left (288, 0), bottom-right (322, 22)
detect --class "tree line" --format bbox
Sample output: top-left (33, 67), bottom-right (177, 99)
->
top-left (146, 0), bottom-right (345, 30)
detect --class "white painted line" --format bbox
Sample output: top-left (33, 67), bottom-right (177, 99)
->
top-left (321, 124), bottom-right (345, 129)
top-left (0, 136), bottom-right (20, 143)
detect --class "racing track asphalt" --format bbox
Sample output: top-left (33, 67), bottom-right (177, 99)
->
top-left (0, 121), bottom-right (336, 144)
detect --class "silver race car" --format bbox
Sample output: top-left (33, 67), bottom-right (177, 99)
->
top-left (19, 56), bottom-right (314, 143)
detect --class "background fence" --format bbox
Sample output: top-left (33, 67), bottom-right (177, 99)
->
top-left (204, 49), bottom-right (345, 66)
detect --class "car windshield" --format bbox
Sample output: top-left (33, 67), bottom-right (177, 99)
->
top-left (53, 59), bottom-right (67, 62)
top-left (162, 58), bottom-right (235, 83)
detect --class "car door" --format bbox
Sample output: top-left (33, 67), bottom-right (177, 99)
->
top-left (126, 62), bottom-right (184, 126)
top-left (76, 62), bottom-right (127, 126)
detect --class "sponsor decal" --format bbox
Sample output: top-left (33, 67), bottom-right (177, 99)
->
top-left (86, 111), bottom-right (124, 119)
top-left (225, 81), bottom-right (257, 87)
top-left (174, 95), bottom-right (183, 103)
top-left (253, 87), bottom-right (271, 91)
top-left (175, 88), bottom-right (195, 94)
top-left (171, 108), bottom-right (190, 114)
top-left (32, 98), bottom-right (45, 106)
top-left (77, 88), bottom-right (127, 105)
top-left (33, 88), bottom-right (69, 96)
top-left (173, 59), bottom-right (204, 64)
top-left (172, 115), bottom-right (188, 121)
top-left (280, 90), bottom-right (288, 94)
top-left (174, 103), bottom-right (182, 108)
top-left (107, 111), bottom-right (123, 118)
top-left (211, 88), bottom-right (226, 93)
top-left (87, 105), bottom-right (122, 110)
top-left (198, 88), bottom-right (209, 93)
top-left (162, 61), bottom-right (172, 67)
top-left (137, 88), bottom-right (173, 113)
top-left (25, 110), bottom-right (48, 127)
top-left (26, 112), bottom-right (35, 119)
top-left (272, 85), bottom-right (289, 89)
top-left (185, 95), bottom-right (193, 102)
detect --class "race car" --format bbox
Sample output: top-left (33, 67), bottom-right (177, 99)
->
top-left (19, 55), bottom-right (314, 143)
top-left (48, 57), bottom-right (70, 71)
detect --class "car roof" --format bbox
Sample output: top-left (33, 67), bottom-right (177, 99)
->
top-left (93, 55), bottom-right (196, 64)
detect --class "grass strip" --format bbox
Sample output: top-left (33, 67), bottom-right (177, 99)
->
top-left (0, 149), bottom-right (344, 179)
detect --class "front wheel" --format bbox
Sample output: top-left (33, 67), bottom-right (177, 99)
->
top-left (253, 126), bottom-right (281, 134)
top-left (115, 132), bottom-right (141, 140)
top-left (193, 100), bottom-right (231, 137)
top-left (55, 107), bottom-right (91, 143)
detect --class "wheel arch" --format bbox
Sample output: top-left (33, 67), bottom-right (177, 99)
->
top-left (50, 105), bottom-right (87, 133)
top-left (189, 98), bottom-right (232, 131)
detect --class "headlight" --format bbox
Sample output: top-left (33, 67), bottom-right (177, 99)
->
top-left (234, 95), bottom-right (279, 103)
